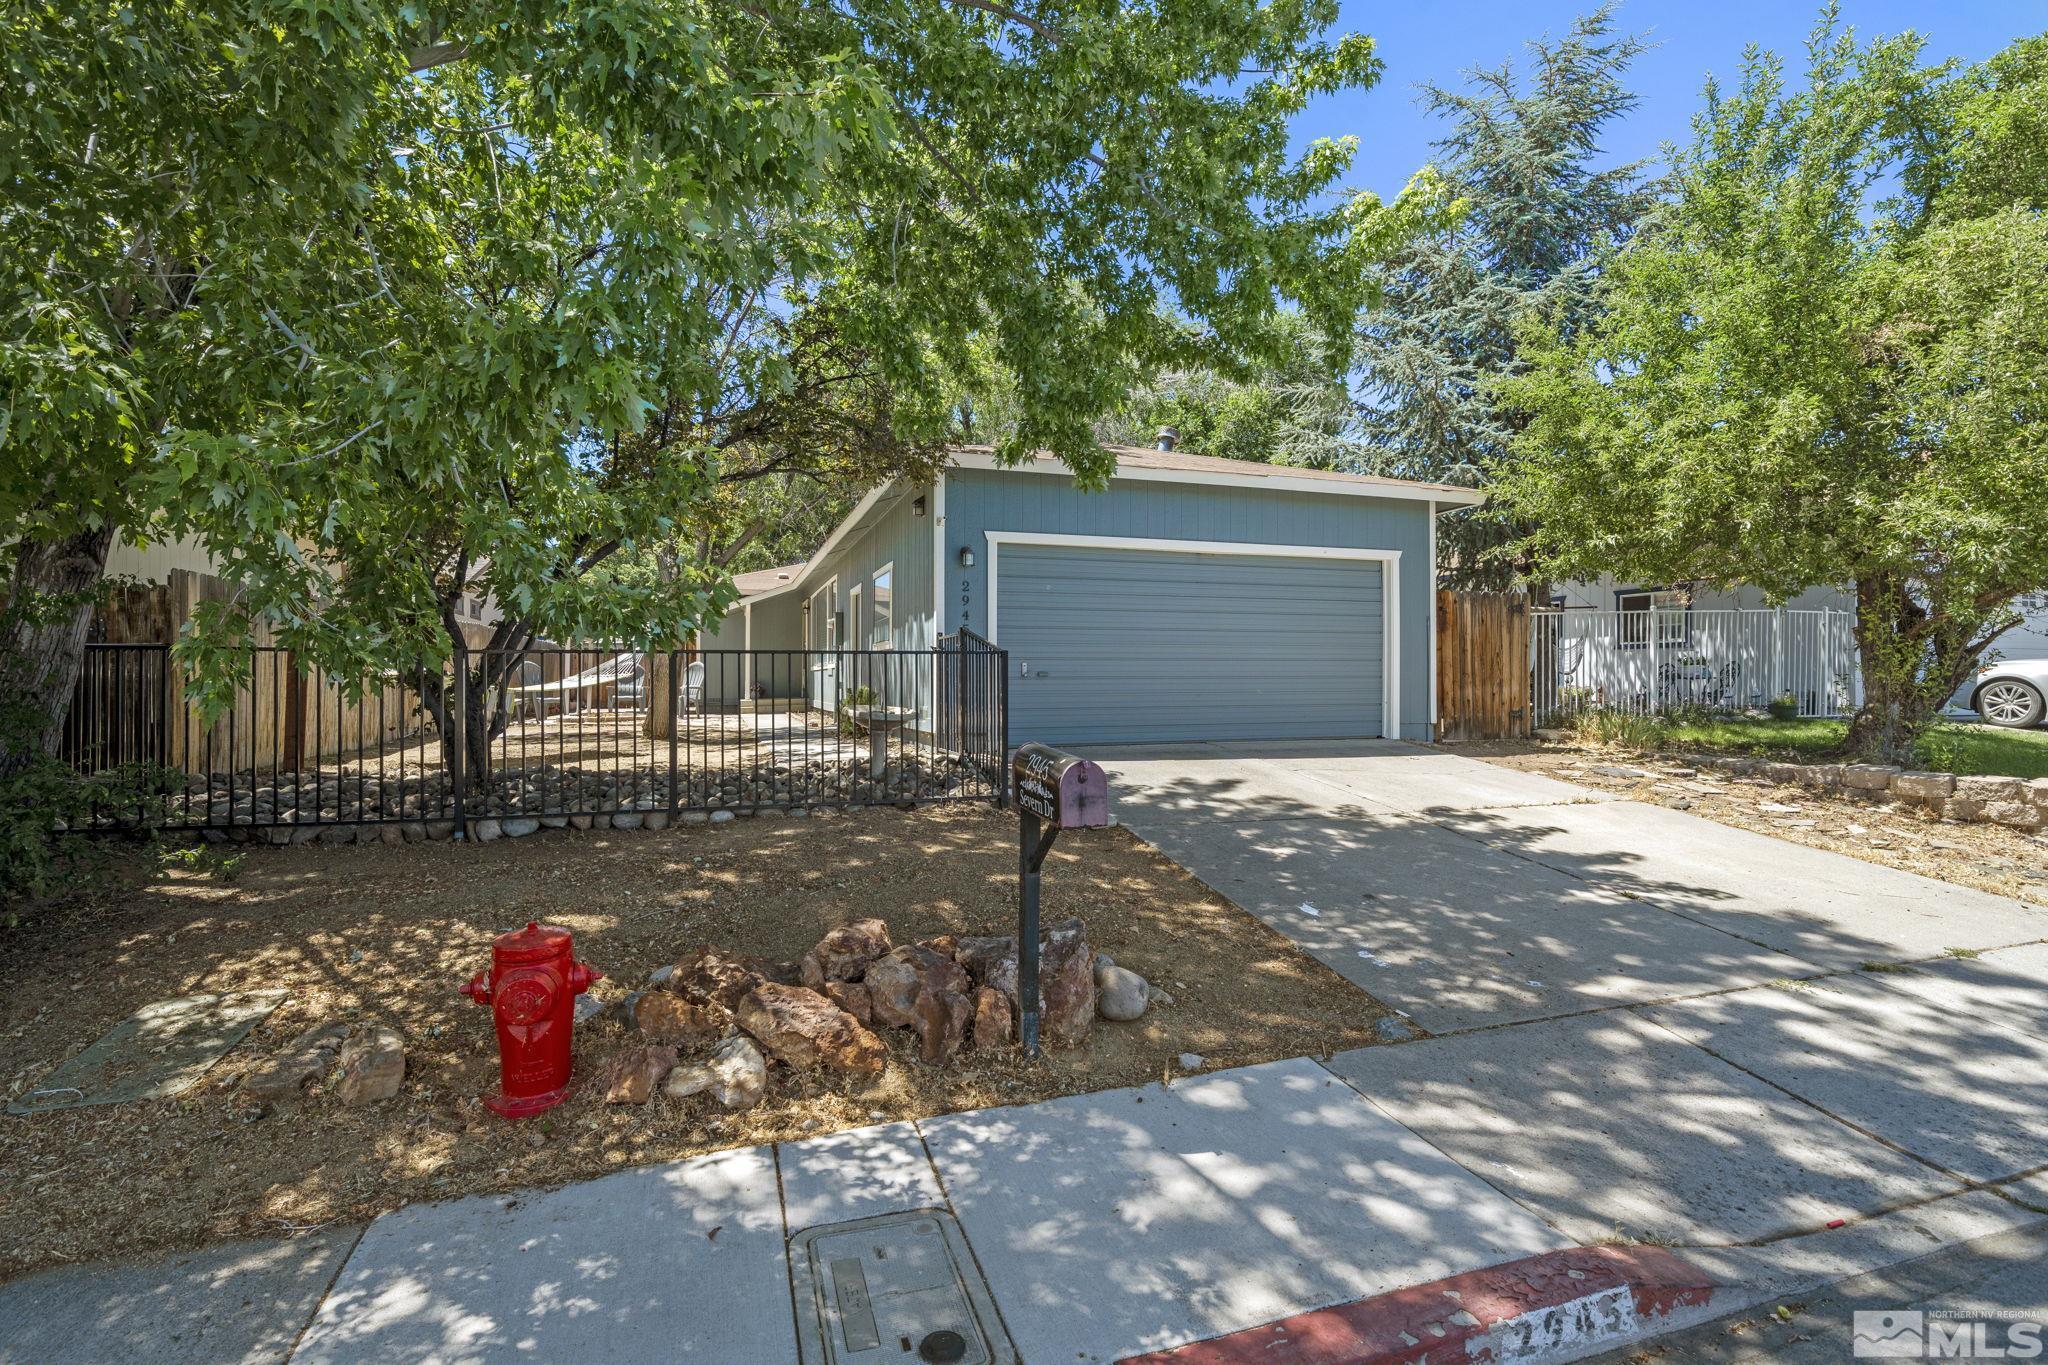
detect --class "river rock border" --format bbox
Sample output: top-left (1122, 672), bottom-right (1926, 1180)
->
top-left (1686, 754), bottom-right (2048, 831)
top-left (185, 752), bottom-right (994, 846)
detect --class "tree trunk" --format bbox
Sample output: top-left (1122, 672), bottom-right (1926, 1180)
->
top-left (1, 526), bottom-right (116, 776)
top-left (645, 545), bottom-right (680, 740)
top-left (1842, 573), bottom-right (1988, 766)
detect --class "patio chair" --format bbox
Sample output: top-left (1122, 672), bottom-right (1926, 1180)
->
top-left (683, 659), bottom-right (706, 714)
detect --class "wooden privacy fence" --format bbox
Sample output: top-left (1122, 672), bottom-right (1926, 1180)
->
top-left (1436, 590), bottom-right (1531, 743)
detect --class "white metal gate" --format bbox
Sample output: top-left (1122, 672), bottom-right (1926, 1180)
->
top-left (1531, 607), bottom-right (1860, 721)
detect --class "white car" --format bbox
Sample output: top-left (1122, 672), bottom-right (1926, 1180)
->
top-left (1972, 659), bottom-right (2048, 728)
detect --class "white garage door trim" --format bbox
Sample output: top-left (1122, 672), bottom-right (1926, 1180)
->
top-left (984, 531), bottom-right (1402, 741)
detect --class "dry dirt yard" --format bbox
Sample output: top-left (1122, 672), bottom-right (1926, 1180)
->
top-left (1468, 742), bottom-right (2048, 902)
top-left (0, 804), bottom-right (1388, 1281)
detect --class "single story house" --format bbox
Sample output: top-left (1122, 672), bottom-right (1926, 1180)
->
top-left (699, 445), bottom-right (1484, 745)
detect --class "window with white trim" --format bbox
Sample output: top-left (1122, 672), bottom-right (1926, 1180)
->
top-left (807, 581), bottom-right (837, 652)
top-left (1616, 588), bottom-right (1689, 649)
top-left (870, 563), bottom-right (893, 648)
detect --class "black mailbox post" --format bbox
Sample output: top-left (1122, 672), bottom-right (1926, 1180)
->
top-left (1012, 744), bottom-right (1110, 1057)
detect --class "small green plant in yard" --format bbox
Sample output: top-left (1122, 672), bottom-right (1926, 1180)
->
top-left (0, 756), bottom-right (176, 925)
top-left (1560, 708), bottom-right (1670, 753)
top-left (159, 843), bottom-right (246, 885)
top-left (835, 685), bottom-right (878, 739)
top-left (1767, 691), bottom-right (1799, 722)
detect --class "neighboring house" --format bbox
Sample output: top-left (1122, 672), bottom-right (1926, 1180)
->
top-left (1545, 574), bottom-right (2048, 716)
top-left (698, 444), bottom-right (1483, 745)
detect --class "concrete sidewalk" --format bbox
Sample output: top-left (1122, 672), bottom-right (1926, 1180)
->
top-left (0, 1059), bottom-right (1567, 1364)
top-left (8, 742), bottom-right (2046, 1363)
top-left (7, 1035), bottom-right (2045, 1363)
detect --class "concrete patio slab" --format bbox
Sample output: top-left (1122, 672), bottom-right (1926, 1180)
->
top-left (0, 1228), bottom-right (358, 1365)
top-left (779, 1120), bottom-right (945, 1232)
top-left (920, 1057), bottom-right (1566, 1364)
top-left (1122, 812), bottom-right (1820, 1032)
top-left (1437, 800), bottom-right (2048, 968)
top-left (290, 1147), bottom-right (790, 1363)
top-left (1324, 1011), bottom-right (1959, 1247)
top-left (8, 990), bottom-right (286, 1114)
top-left (1646, 973), bottom-right (2048, 1183)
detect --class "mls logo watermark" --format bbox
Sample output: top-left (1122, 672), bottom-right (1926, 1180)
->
top-left (1854, 1310), bottom-right (2047, 1358)
top-left (1856, 1313), bottom-right (1927, 1358)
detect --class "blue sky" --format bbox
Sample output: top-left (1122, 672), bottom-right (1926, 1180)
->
top-left (1296, 1), bottom-right (2045, 201)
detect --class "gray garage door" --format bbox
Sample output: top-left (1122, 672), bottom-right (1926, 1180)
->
top-left (997, 544), bottom-right (1384, 745)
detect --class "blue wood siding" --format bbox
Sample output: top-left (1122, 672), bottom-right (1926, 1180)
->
top-left (944, 468), bottom-right (1434, 739)
top-left (1001, 545), bottom-right (1383, 744)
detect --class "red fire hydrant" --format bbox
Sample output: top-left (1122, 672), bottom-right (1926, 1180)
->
top-left (462, 922), bottom-right (601, 1118)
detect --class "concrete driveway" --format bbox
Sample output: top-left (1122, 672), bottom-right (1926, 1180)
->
top-left (1092, 740), bottom-right (2048, 1032)
top-left (1092, 740), bottom-right (2048, 1250)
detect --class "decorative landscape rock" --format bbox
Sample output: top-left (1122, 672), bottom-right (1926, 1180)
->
top-left (1094, 962), bottom-right (1150, 1022)
top-left (864, 945), bottom-right (969, 1029)
top-left (1842, 764), bottom-right (1900, 792)
top-left (823, 980), bottom-right (873, 1025)
top-left (970, 986), bottom-right (1012, 1051)
top-left (1891, 771), bottom-right (1955, 802)
top-left (603, 1044), bottom-right (679, 1104)
top-left (1037, 919), bottom-right (1096, 1050)
top-left (147, 752), bottom-right (988, 839)
top-left (955, 935), bottom-right (1016, 985)
top-left (333, 1026), bottom-right (406, 1105)
top-left (668, 946), bottom-right (770, 1011)
top-left (1681, 752), bottom-right (2048, 835)
top-left (913, 988), bottom-right (973, 1065)
top-left (810, 918), bottom-right (893, 981)
top-left (242, 1020), bottom-right (350, 1101)
top-left (664, 1035), bottom-right (768, 1109)
top-left (736, 983), bottom-right (888, 1073)
top-left (632, 991), bottom-right (725, 1045)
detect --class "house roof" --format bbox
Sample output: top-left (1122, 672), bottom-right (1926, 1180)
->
top-left (734, 444), bottom-right (1483, 606)
top-left (951, 444), bottom-right (1487, 503)
top-left (732, 562), bottom-right (805, 599)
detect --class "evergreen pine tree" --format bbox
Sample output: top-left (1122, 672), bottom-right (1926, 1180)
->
top-left (1355, 5), bottom-right (1656, 590)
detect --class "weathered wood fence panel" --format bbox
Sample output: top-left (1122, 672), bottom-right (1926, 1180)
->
top-left (1436, 590), bottom-right (1531, 743)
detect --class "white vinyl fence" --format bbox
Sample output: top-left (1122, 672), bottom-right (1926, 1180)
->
top-left (1532, 607), bottom-right (1861, 722)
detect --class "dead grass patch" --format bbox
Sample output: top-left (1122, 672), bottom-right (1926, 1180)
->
top-left (0, 804), bottom-right (1385, 1279)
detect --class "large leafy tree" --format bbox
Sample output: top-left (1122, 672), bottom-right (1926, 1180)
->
top-left (1, 0), bottom-right (1401, 773)
top-left (1091, 310), bottom-right (1360, 467)
top-left (1352, 5), bottom-right (1655, 589)
top-left (1495, 20), bottom-right (2048, 762)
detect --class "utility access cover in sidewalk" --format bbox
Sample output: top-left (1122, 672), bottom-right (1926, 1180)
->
top-left (791, 1209), bottom-right (1015, 1365)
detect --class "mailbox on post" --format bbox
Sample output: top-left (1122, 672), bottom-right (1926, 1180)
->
top-left (1011, 744), bottom-right (1109, 1057)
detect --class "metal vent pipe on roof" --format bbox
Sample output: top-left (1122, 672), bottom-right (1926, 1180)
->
top-left (1155, 426), bottom-right (1178, 452)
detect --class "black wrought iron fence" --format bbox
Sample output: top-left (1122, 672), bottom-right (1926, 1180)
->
top-left (50, 636), bottom-right (1009, 838)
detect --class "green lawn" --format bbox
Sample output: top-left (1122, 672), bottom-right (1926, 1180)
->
top-left (1649, 716), bottom-right (2048, 780)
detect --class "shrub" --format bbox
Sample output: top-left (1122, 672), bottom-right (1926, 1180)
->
top-left (1556, 707), bottom-right (1670, 753)
top-left (0, 755), bottom-right (176, 925)
top-left (1767, 692), bottom-right (1800, 721)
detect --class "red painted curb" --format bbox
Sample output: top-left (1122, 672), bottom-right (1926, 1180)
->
top-left (1117, 1245), bottom-right (1718, 1365)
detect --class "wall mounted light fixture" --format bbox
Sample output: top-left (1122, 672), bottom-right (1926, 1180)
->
top-left (912, 496), bottom-right (928, 517)
top-left (957, 546), bottom-right (976, 568)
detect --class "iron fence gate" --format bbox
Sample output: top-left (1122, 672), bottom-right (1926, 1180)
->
top-left (50, 636), bottom-right (1010, 836)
